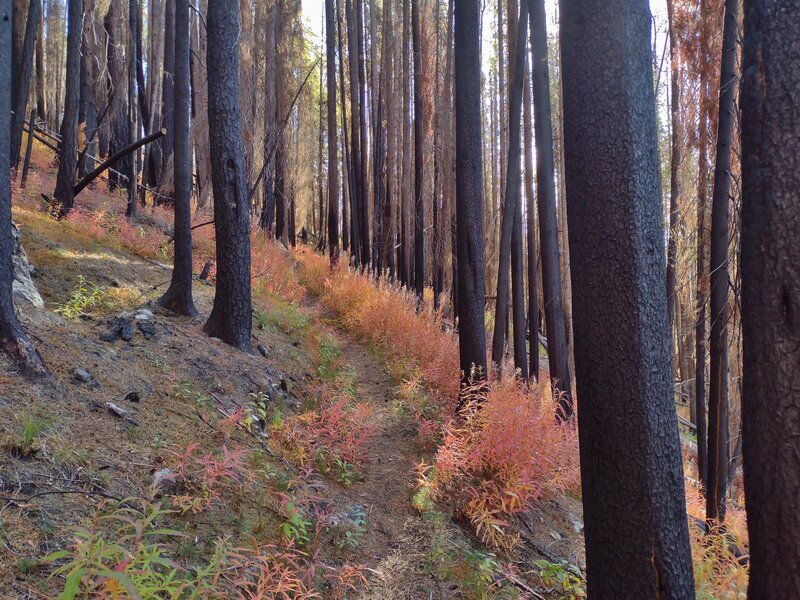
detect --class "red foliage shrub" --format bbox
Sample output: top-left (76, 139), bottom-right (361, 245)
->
top-left (421, 378), bottom-right (580, 550)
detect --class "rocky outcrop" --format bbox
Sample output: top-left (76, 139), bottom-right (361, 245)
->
top-left (12, 223), bottom-right (44, 309)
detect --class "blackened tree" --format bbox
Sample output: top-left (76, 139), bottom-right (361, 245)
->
top-left (158, 0), bottom-right (197, 316)
top-left (706, 0), bottom-right (738, 525)
top-left (10, 0), bottom-right (40, 171)
top-left (261, 0), bottom-right (277, 232)
top-left (159, 0), bottom-right (175, 197)
top-left (560, 0), bottom-right (695, 596)
top-left (0, 0), bottom-right (45, 374)
top-left (204, 0), bottom-right (252, 352)
top-left (325, 0), bottom-right (339, 263)
top-left (528, 0), bottom-right (571, 416)
top-left (523, 55), bottom-right (538, 381)
top-left (53, 0), bottom-right (84, 216)
top-left (411, 0), bottom-right (423, 299)
top-left (740, 0), bottom-right (800, 595)
top-left (453, 0), bottom-right (486, 388)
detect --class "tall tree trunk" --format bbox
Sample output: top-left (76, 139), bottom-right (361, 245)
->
top-left (11, 0), bottom-right (27, 107)
top-left (239, 0), bottom-right (254, 183)
top-left (695, 83), bottom-right (710, 493)
top-left (53, 0), bottom-right (83, 215)
top-left (105, 2), bottom-right (131, 193)
top-left (496, 0), bottom-right (528, 378)
top-left (159, 0), bottom-right (175, 196)
top-left (204, 0), bottom-right (252, 352)
top-left (665, 0), bottom-right (681, 331)
top-left (523, 56), bottom-right (539, 381)
top-left (127, 0), bottom-right (139, 218)
top-left (355, 0), bottom-right (369, 263)
top-left (529, 0), bottom-right (571, 416)
top-left (144, 0), bottom-right (164, 188)
top-left (454, 0), bottom-right (487, 387)
top-left (77, 0), bottom-right (97, 179)
top-left (560, 0), bottom-right (695, 596)
top-left (261, 1), bottom-right (277, 231)
top-left (741, 1), bottom-right (800, 594)
top-left (345, 0), bottom-right (363, 262)
top-left (411, 0), bottom-right (424, 299)
top-left (191, 1), bottom-right (211, 211)
top-left (382, 0), bottom-right (396, 278)
top-left (706, 0), bottom-right (737, 525)
top-left (400, 0), bottom-right (411, 284)
top-left (335, 0), bottom-right (351, 253)
top-left (10, 0), bottom-right (40, 171)
top-left (158, 0), bottom-right (197, 316)
top-left (326, 0), bottom-right (340, 263)
top-left (35, 4), bottom-right (46, 123)
top-left (274, 0), bottom-right (288, 246)
top-left (0, 0), bottom-right (46, 374)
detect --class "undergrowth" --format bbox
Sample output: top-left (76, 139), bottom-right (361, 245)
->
top-left (297, 249), bottom-right (580, 552)
top-left (295, 248), bottom-right (749, 596)
top-left (42, 498), bottom-right (365, 599)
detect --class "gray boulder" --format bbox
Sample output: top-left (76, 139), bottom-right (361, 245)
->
top-left (11, 223), bottom-right (43, 309)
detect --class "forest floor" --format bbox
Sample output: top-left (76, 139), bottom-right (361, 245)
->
top-left (0, 140), bottom-right (585, 598)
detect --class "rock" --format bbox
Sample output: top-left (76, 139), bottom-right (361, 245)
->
top-left (120, 319), bottom-right (134, 341)
top-left (257, 343), bottom-right (269, 358)
top-left (123, 390), bottom-right (142, 403)
top-left (100, 319), bottom-right (124, 342)
top-left (134, 309), bottom-right (154, 321)
top-left (73, 368), bottom-right (93, 384)
top-left (104, 402), bottom-right (139, 426)
top-left (137, 320), bottom-right (156, 339)
top-left (151, 468), bottom-right (181, 496)
top-left (11, 223), bottom-right (44, 309)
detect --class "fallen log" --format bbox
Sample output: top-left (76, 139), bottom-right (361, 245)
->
top-left (73, 129), bottom-right (166, 197)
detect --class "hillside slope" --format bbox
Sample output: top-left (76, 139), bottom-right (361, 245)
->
top-left (0, 143), bottom-right (585, 599)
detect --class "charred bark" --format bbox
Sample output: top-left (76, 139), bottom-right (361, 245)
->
top-left (204, 0), bottom-right (252, 352)
top-left (560, 0), bottom-right (695, 595)
top-left (741, 1), bottom-right (800, 594)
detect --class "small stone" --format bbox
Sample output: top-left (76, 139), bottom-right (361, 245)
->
top-left (137, 320), bottom-right (156, 340)
top-left (120, 319), bottom-right (134, 342)
top-left (152, 468), bottom-right (179, 495)
top-left (123, 390), bottom-right (142, 403)
top-left (73, 368), bottom-right (93, 383)
top-left (257, 343), bottom-right (269, 358)
top-left (135, 309), bottom-right (154, 321)
top-left (104, 402), bottom-right (139, 426)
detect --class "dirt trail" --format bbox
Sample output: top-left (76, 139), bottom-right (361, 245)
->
top-left (322, 332), bottom-right (450, 598)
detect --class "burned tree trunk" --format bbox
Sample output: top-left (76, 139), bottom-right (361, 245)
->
top-left (741, 0), bottom-right (800, 595)
top-left (705, 0), bottom-right (738, 525)
top-left (204, 0), bottom-right (252, 352)
top-left (454, 0), bottom-right (487, 387)
top-left (158, 0), bottom-right (197, 316)
top-left (325, 0), bottom-right (340, 263)
top-left (529, 0), bottom-right (571, 415)
top-left (10, 0), bottom-right (40, 171)
top-left (53, 0), bottom-right (84, 216)
top-left (560, 0), bottom-right (695, 595)
top-left (411, 0), bottom-right (423, 298)
top-left (0, 0), bottom-right (46, 375)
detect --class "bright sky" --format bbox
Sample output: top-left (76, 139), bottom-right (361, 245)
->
top-left (301, 0), bottom-right (671, 106)
top-left (301, 0), bottom-right (669, 49)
